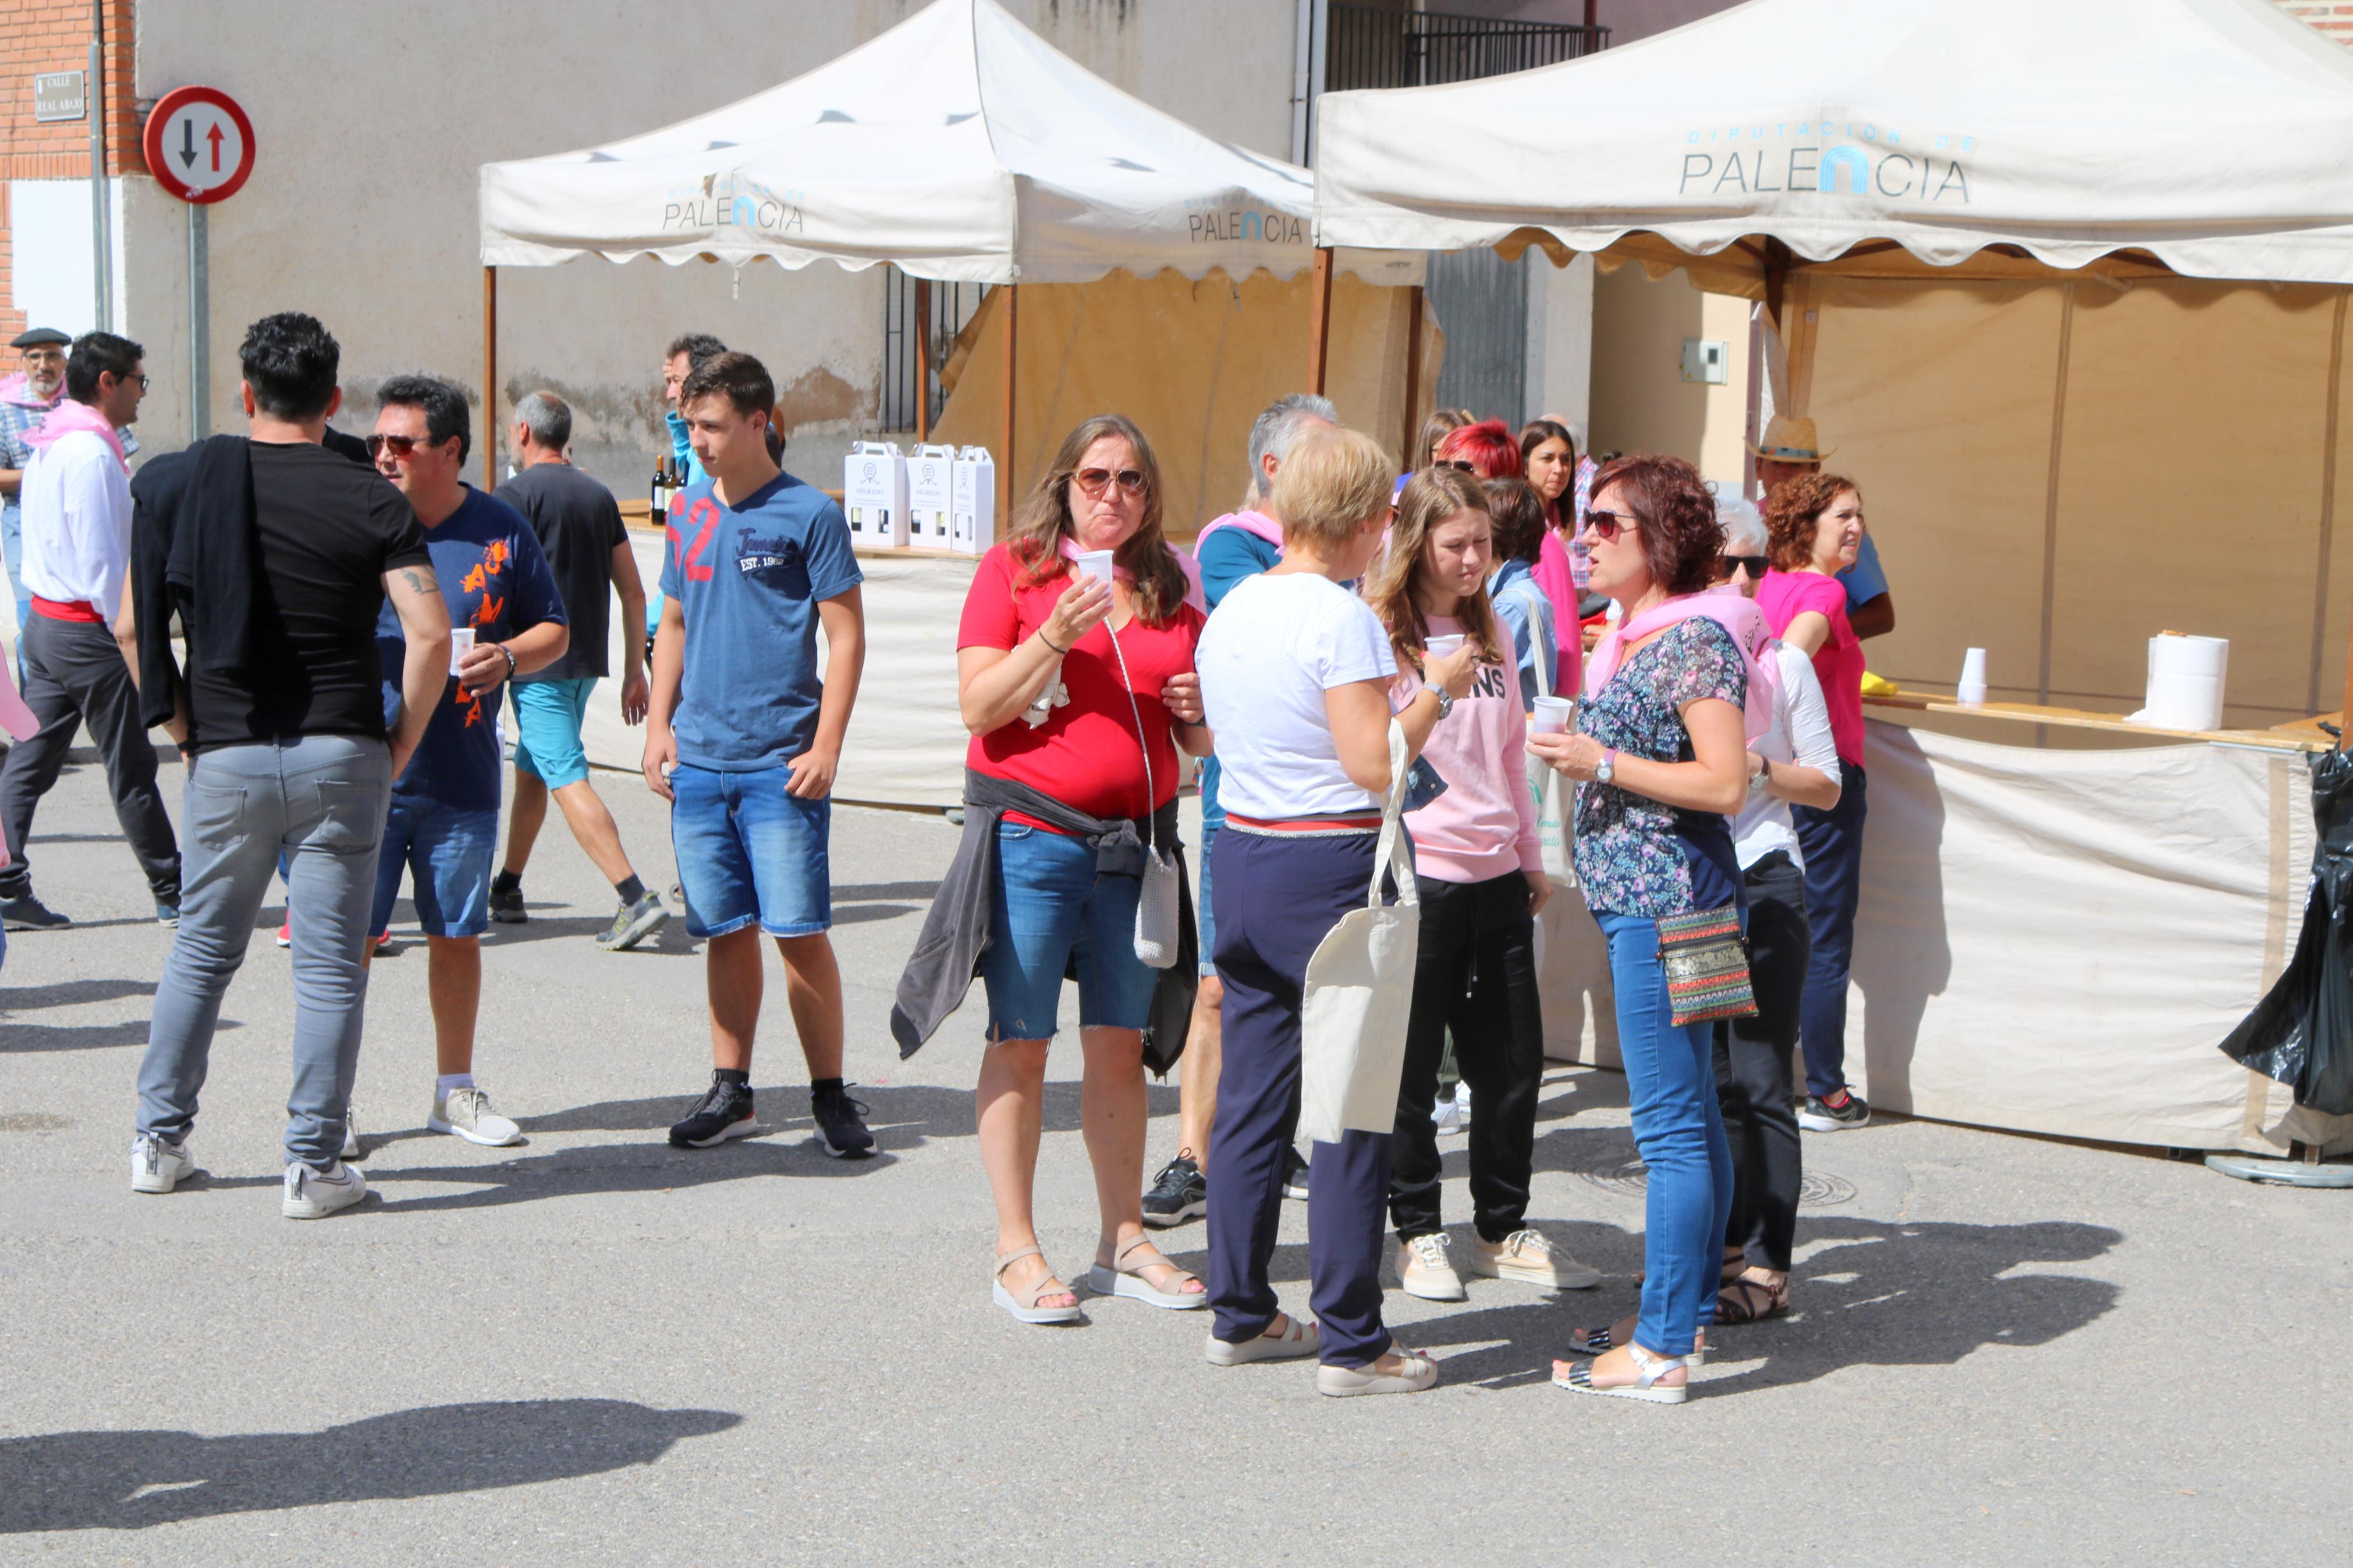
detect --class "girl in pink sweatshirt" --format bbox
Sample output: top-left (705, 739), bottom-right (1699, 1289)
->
top-left (1366, 467), bottom-right (1597, 1303)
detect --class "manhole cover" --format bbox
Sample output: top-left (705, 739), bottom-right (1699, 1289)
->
top-left (1578, 1160), bottom-right (1857, 1208)
top-left (0, 1112), bottom-right (70, 1133)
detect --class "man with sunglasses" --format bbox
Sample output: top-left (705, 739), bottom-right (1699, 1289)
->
top-left (370, 376), bottom-right (570, 1148)
top-left (1, 327), bottom-right (73, 633)
top-left (644, 351), bottom-right (872, 1157)
top-left (0, 332), bottom-right (181, 931)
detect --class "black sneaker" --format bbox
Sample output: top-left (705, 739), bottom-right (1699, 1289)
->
top-left (1798, 1090), bottom-right (1871, 1132)
top-left (1282, 1146), bottom-right (1310, 1202)
top-left (596, 891), bottom-right (670, 951)
top-left (488, 879), bottom-right (527, 925)
top-left (811, 1083), bottom-right (874, 1159)
top-left (0, 893), bottom-right (68, 930)
top-left (669, 1075), bottom-right (757, 1149)
top-left (1143, 1154), bottom-right (1206, 1228)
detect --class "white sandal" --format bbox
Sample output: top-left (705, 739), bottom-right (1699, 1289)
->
top-left (1086, 1235), bottom-right (1206, 1310)
top-left (1554, 1343), bottom-right (1689, 1404)
top-left (992, 1246), bottom-right (1083, 1325)
top-left (1204, 1313), bottom-right (1319, 1366)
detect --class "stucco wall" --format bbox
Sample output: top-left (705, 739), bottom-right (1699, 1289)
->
top-left (1587, 259), bottom-right (1749, 488)
top-left (122, 0), bottom-right (1298, 490)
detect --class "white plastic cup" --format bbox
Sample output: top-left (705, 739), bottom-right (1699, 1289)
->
top-left (1074, 550), bottom-right (1116, 589)
top-left (448, 625), bottom-right (475, 677)
top-left (1531, 695), bottom-right (1575, 735)
top-left (1957, 646), bottom-right (1988, 706)
top-left (1424, 634), bottom-right (1465, 660)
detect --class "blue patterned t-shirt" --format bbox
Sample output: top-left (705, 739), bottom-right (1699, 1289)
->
top-left (1573, 616), bottom-right (1747, 919)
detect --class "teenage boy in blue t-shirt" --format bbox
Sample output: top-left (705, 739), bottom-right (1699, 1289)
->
top-left (644, 351), bottom-right (872, 1157)
top-left (371, 376), bottom-right (569, 1149)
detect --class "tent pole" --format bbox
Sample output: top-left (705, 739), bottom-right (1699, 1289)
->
top-left (915, 278), bottom-right (932, 444)
top-left (481, 265), bottom-right (498, 491)
top-left (1762, 237), bottom-right (1793, 335)
top-left (1399, 284), bottom-right (1424, 465)
top-left (999, 283), bottom-right (1018, 538)
top-left (1307, 246), bottom-right (1334, 396)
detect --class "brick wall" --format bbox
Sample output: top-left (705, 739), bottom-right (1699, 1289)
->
top-left (0, 2), bottom-right (141, 343)
top-left (2277, 2), bottom-right (2353, 47)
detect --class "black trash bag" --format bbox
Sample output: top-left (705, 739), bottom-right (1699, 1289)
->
top-left (2220, 746), bottom-right (2353, 1115)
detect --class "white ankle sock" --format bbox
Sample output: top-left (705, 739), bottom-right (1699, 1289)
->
top-left (436, 1073), bottom-right (475, 1095)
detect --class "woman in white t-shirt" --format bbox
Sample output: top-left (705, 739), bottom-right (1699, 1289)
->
top-left (1712, 502), bottom-right (1840, 1328)
top-left (1195, 428), bottom-right (1475, 1398)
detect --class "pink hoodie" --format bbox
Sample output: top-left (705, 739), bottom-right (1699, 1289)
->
top-left (1394, 614), bottom-right (1541, 885)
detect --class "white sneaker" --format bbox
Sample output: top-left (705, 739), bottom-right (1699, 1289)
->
top-left (1397, 1232), bottom-right (1466, 1302)
top-left (282, 1159), bottom-right (368, 1219)
top-left (428, 1085), bottom-right (523, 1147)
top-left (1432, 1085), bottom-right (1471, 1136)
top-left (130, 1133), bottom-right (194, 1194)
top-left (1465, 1227), bottom-right (1601, 1290)
top-left (339, 1110), bottom-right (360, 1160)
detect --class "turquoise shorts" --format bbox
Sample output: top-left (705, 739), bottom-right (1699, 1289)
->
top-left (510, 677), bottom-right (595, 789)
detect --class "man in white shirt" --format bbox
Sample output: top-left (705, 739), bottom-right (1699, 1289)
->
top-left (0, 332), bottom-right (180, 929)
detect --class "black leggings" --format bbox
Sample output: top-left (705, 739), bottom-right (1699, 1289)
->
top-left (1712, 851), bottom-right (1808, 1273)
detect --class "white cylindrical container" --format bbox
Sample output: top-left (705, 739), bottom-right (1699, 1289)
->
top-left (2134, 632), bottom-right (2229, 732)
top-left (1530, 695), bottom-right (1575, 735)
top-left (1957, 647), bottom-right (1989, 706)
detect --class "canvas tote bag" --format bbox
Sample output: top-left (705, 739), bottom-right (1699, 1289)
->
top-left (1507, 577), bottom-right (1576, 888)
top-left (1298, 721), bottom-right (1422, 1144)
top-left (1108, 621), bottom-right (1181, 969)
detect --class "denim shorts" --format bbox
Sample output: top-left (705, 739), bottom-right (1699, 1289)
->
top-left (1194, 814), bottom-right (1222, 979)
top-left (979, 819), bottom-right (1157, 1040)
top-left (669, 762), bottom-right (831, 939)
top-left (371, 795), bottom-right (498, 938)
top-left (510, 676), bottom-right (595, 789)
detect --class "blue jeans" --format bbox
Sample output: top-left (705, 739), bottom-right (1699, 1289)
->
top-left (1792, 762), bottom-right (1867, 1098)
top-left (1193, 813), bottom-right (1222, 978)
top-left (978, 820), bottom-right (1155, 1040)
top-left (668, 762), bottom-right (831, 938)
top-left (137, 736), bottom-right (392, 1168)
top-left (371, 795), bottom-right (498, 938)
top-left (1596, 908), bottom-right (1736, 1359)
top-left (0, 502), bottom-right (28, 633)
top-left (510, 677), bottom-right (596, 789)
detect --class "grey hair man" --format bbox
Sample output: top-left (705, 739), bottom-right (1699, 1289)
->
top-left (1138, 389), bottom-right (1338, 1231)
top-left (489, 391), bottom-right (668, 950)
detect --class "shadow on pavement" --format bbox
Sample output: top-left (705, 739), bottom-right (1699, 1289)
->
top-left (0, 978), bottom-right (155, 1012)
top-left (0, 1399), bottom-right (740, 1533)
top-left (0, 1018), bottom-right (237, 1053)
top-left (516, 1080), bottom-right (1181, 1142)
top-left (1410, 1215), bottom-right (2123, 1392)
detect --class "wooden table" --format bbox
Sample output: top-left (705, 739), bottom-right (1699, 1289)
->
top-left (1862, 687), bottom-right (2333, 754)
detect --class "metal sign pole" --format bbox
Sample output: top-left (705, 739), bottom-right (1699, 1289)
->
top-left (188, 203), bottom-right (210, 441)
top-left (89, 16), bottom-right (111, 331)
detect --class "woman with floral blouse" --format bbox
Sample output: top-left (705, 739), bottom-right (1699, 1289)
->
top-left (1528, 454), bottom-right (1773, 1405)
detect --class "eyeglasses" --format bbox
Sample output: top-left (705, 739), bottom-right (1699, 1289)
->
top-left (102, 371), bottom-right (148, 392)
top-left (1583, 507), bottom-right (1639, 542)
top-left (365, 432), bottom-right (439, 459)
top-left (1439, 459), bottom-right (1478, 474)
top-left (1073, 467), bottom-right (1147, 498)
top-left (1722, 556), bottom-right (1768, 578)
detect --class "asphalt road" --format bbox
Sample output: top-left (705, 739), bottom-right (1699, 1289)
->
top-left (1, 746), bottom-right (2347, 1565)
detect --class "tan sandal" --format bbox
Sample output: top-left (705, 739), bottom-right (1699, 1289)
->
top-left (992, 1246), bottom-right (1083, 1325)
top-left (1086, 1235), bottom-right (1206, 1310)
top-left (1714, 1271), bottom-right (1790, 1325)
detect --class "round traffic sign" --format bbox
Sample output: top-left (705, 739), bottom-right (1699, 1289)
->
top-left (143, 86), bottom-right (255, 205)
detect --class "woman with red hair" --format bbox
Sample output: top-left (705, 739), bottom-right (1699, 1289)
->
top-left (1436, 420), bottom-right (1581, 697)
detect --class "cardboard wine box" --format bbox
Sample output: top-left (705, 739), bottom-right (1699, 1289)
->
top-left (949, 446), bottom-right (995, 556)
top-left (842, 440), bottom-right (909, 549)
top-left (906, 443), bottom-right (958, 550)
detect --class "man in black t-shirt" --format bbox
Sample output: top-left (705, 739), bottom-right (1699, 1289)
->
top-left (487, 391), bottom-right (668, 950)
top-left (127, 312), bottom-right (453, 1221)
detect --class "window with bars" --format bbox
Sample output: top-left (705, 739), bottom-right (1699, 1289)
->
top-left (878, 267), bottom-right (985, 435)
top-left (1323, 3), bottom-right (1606, 93)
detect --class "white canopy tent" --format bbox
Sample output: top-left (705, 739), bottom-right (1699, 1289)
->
top-left (1306, 0), bottom-right (2353, 1158)
top-left (477, 0), bottom-right (1419, 496)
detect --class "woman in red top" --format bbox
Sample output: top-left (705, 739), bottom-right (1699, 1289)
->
top-left (955, 414), bottom-right (1212, 1325)
top-left (1755, 473), bottom-right (1872, 1133)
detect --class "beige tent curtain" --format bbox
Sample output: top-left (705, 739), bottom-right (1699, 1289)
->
top-left (932, 269), bottom-right (1440, 536)
top-left (1784, 272), bottom-right (2353, 727)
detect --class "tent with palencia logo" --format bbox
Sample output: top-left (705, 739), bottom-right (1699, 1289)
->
top-left (1311, 0), bottom-right (2353, 1161)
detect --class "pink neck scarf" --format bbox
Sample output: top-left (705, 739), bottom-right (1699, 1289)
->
top-left (1057, 534), bottom-right (1206, 616)
top-left (1583, 586), bottom-right (1777, 742)
top-left (1193, 509), bottom-right (1284, 554)
top-left (26, 399), bottom-right (128, 471)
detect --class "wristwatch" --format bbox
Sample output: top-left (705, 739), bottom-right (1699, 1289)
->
top-left (1595, 748), bottom-right (1617, 785)
top-left (1750, 754), bottom-right (1771, 791)
top-left (1431, 685), bottom-right (1454, 720)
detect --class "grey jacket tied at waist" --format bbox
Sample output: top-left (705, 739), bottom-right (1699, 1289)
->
top-left (890, 768), bottom-right (1197, 1075)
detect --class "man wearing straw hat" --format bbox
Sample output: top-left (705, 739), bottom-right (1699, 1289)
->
top-left (1751, 414), bottom-right (1894, 641)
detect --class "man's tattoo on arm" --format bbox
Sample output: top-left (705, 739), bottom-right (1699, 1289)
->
top-left (399, 567), bottom-right (438, 598)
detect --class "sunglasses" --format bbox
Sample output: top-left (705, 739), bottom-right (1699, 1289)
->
top-left (1439, 459), bottom-right (1479, 474)
top-left (1723, 556), bottom-right (1768, 578)
top-left (365, 432), bottom-right (443, 459)
top-left (1073, 467), bottom-right (1147, 498)
top-left (1582, 507), bottom-right (1639, 542)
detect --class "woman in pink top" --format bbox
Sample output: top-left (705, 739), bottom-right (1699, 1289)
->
top-left (1520, 418), bottom-right (1587, 697)
top-left (1756, 473), bottom-right (1873, 1133)
top-left (1366, 467), bottom-right (1598, 1303)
